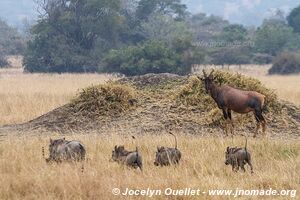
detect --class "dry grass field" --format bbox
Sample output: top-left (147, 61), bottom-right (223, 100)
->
top-left (0, 134), bottom-right (299, 200)
top-left (259, 75), bottom-right (300, 106)
top-left (0, 65), bottom-right (299, 200)
top-left (0, 68), bottom-right (116, 126)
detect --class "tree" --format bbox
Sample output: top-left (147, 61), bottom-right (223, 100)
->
top-left (0, 53), bottom-right (8, 68)
top-left (136, 0), bottom-right (187, 21)
top-left (188, 13), bottom-right (229, 41)
top-left (254, 24), bottom-right (298, 56)
top-left (219, 24), bottom-right (248, 42)
top-left (140, 13), bottom-right (191, 45)
top-left (263, 9), bottom-right (286, 27)
top-left (210, 47), bottom-right (252, 65)
top-left (287, 5), bottom-right (300, 33)
top-left (102, 39), bottom-right (203, 76)
top-left (0, 19), bottom-right (25, 55)
top-left (103, 41), bottom-right (182, 75)
top-left (24, 0), bottom-right (123, 73)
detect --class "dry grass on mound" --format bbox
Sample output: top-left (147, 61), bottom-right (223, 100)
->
top-left (0, 134), bottom-right (299, 200)
top-left (69, 83), bottom-right (137, 118)
top-left (7, 71), bottom-right (298, 137)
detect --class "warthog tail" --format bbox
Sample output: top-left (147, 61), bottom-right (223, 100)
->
top-left (244, 135), bottom-right (248, 151)
top-left (42, 147), bottom-right (45, 158)
top-left (169, 132), bottom-right (178, 149)
top-left (79, 143), bottom-right (86, 161)
top-left (135, 147), bottom-right (142, 171)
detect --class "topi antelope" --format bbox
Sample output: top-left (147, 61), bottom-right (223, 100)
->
top-left (199, 70), bottom-right (266, 137)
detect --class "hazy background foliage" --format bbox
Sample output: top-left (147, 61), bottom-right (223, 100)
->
top-left (1, 0), bottom-right (300, 74)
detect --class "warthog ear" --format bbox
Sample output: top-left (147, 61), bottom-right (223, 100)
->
top-left (50, 138), bottom-right (52, 143)
top-left (119, 146), bottom-right (124, 150)
top-left (63, 137), bottom-right (65, 140)
top-left (114, 145), bottom-right (117, 150)
top-left (226, 146), bottom-right (230, 153)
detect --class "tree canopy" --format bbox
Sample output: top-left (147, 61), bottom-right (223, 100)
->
top-left (287, 5), bottom-right (300, 33)
top-left (21, 1), bottom-right (300, 74)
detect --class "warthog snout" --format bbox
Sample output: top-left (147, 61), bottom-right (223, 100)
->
top-left (225, 160), bottom-right (229, 165)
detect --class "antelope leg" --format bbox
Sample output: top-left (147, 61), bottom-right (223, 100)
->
top-left (254, 122), bottom-right (260, 138)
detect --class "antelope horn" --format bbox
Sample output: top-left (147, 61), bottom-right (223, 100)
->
top-left (202, 69), bottom-right (207, 78)
top-left (209, 69), bottom-right (215, 77)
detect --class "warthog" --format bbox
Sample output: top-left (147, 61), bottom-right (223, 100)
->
top-left (225, 138), bottom-right (253, 173)
top-left (44, 138), bottom-right (86, 163)
top-left (111, 145), bottom-right (143, 171)
top-left (154, 132), bottom-right (181, 166)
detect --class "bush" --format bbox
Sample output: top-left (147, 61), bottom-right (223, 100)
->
top-left (252, 53), bottom-right (274, 64)
top-left (103, 41), bottom-right (192, 76)
top-left (23, 34), bottom-right (100, 73)
top-left (0, 55), bottom-right (8, 68)
top-left (269, 52), bottom-right (300, 75)
top-left (0, 19), bottom-right (25, 55)
top-left (209, 47), bottom-right (252, 65)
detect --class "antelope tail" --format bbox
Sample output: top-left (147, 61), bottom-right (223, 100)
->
top-left (81, 164), bottom-right (84, 173)
top-left (245, 135), bottom-right (248, 151)
top-left (42, 147), bottom-right (45, 158)
top-left (169, 132), bottom-right (178, 149)
top-left (260, 95), bottom-right (266, 111)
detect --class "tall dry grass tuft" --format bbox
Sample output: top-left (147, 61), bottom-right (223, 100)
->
top-left (0, 68), bottom-right (115, 125)
top-left (0, 134), bottom-right (299, 200)
top-left (258, 75), bottom-right (300, 106)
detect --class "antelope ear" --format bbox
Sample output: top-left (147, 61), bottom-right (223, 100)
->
top-left (196, 75), bottom-right (203, 81)
top-left (199, 76), bottom-right (205, 81)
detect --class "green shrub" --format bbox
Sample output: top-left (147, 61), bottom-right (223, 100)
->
top-left (269, 52), bottom-right (300, 75)
top-left (209, 47), bottom-right (252, 65)
top-left (102, 41), bottom-right (193, 76)
top-left (0, 55), bottom-right (8, 68)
